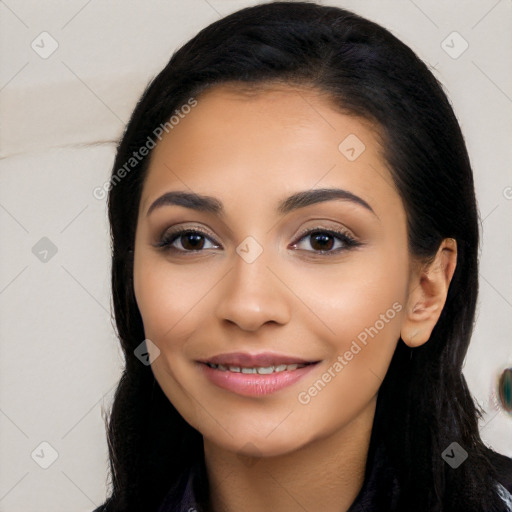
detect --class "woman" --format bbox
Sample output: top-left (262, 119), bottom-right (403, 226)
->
top-left (94, 1), bottom-right (512, 511)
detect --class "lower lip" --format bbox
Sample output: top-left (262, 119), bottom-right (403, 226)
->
top-left (199, 362), bottom-right (319, 397)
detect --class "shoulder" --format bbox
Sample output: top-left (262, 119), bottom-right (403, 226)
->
top-left (485, 447), bottom-right (512, 493)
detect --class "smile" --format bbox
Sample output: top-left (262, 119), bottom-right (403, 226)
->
top-left (206, 362), bottom-right (310, 374)
top-left (200, 361), bottom-right (319, 397)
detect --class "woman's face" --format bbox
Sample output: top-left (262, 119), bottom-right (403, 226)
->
top-left (133, 83), bottom-right (412, 457)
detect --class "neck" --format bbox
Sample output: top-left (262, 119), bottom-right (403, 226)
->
top-left (203, 398), bottom-right (376, 512)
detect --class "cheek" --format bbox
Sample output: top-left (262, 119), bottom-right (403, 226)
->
top-left (134, 260), bottom-right (176, 337)
top-left (289, 250), bottom-right (407, 401)
top-left (293, 264), bottom-right (405, 423)
top-left (133, 259), bottom-right (201, 406)
top-left (133, 255), bottom-right (216, 354)
top-left (291, 249), bottom-right (407, 339)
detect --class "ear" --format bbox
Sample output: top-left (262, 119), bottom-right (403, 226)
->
top-left (400, 238), bottom-right (457, 347)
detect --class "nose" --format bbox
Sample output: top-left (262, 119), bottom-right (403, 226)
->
top-left (214, 247), bottom-right (292, 332)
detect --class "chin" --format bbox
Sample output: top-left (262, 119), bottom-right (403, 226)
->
top-left (205, 424), bottom-right (314, 459)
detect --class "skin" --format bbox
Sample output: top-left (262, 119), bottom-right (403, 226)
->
top-left (133, 83), bottom-right (457, 512)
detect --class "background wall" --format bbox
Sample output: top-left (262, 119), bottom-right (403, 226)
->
top-left (0, 1), bottom-right (511, 510)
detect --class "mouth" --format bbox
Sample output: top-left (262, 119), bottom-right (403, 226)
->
top-left (198, 353), bottom-right (321, 397)
top-left (204, 361), bottom-right (316, 374)
top-left (199, 351), bottom-right (319, 368)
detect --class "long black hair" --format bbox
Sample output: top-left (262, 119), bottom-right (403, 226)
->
top-left (99, 2), bottom-right (510, 510)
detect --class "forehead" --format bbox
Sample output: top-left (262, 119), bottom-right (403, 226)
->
top-left (140, 83), bottom-right (403, 221)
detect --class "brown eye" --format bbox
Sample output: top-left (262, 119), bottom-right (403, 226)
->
top-left (156, 228), bottom-right (220, 253)
top-left (309, 232), bottom-right (336, 251)
top-left (178, 232), bottom-right (206, 251)
top-left (291, 228), bottom-right (361, 255)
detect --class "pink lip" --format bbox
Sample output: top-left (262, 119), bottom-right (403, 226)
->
top-left (198, 361), bottom-right (320, 397)
top-left (199, 351), bottom-right (318, 367)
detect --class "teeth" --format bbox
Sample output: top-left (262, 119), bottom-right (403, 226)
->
top-left (207, 362), bottom-right (308, 373)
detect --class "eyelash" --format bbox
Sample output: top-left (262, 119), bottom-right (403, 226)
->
top-left (154, 225), bottom-right (362, 257)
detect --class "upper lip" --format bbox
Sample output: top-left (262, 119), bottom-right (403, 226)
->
top-left (200, 352), bottom-right (319, 367)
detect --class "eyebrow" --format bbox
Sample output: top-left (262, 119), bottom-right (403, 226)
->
top-left (145, 188), bottom-right (378, 219)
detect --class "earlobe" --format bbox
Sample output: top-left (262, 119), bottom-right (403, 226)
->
top-left (400, 238), bottom-right (457, 347)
